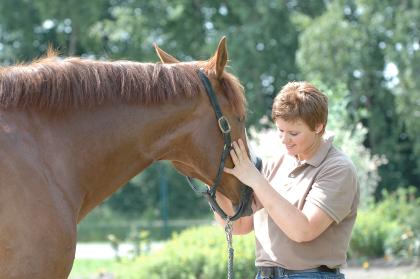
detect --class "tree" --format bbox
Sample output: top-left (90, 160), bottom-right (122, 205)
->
top-left (296, 0), bottom-right (419, 195)
top-left (381, 0), bottom-right (420, 178)
top-left (0, 0), bottom-right (110, 60)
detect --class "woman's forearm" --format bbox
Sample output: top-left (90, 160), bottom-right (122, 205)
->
top-left (252, 176), bottom-right (314, 242)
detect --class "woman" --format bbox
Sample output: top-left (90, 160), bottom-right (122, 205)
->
top-left (215, 81), bottom-right (359, 279)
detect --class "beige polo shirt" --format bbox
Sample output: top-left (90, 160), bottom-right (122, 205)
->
top-left (254, 135), bottom-right (359, 269)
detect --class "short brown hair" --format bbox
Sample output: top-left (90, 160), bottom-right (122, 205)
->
top-left (271, 81), bottom-right (328, 134)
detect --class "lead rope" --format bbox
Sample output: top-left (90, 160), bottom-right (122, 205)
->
top-left (224, 218), bottom-right (234, 279)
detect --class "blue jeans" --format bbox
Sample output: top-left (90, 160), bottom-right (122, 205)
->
top-left (255, 271), bottom-right (345, 279)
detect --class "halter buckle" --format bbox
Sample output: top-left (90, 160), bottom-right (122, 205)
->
top-left (218, 116), bottom-right (231, 134)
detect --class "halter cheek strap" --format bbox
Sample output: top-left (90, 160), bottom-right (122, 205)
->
top-left (186, 69), bottom-right (261, 222)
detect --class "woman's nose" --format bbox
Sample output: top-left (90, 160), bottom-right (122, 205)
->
top-left (281, 133), bottom-right (290, 144)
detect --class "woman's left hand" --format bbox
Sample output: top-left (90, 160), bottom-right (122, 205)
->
top-left (224, 139), bottom-right (262, 189)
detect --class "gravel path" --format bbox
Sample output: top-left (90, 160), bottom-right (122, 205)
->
top-left (343, 266), bottom-right (419, 279)
top-left (342, 259), bottom-right (420, 279)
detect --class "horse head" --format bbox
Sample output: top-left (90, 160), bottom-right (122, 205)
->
top-left (155, 37), bottom-right (260, 219)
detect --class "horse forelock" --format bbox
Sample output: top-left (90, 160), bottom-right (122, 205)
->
top-left (0, 56), bottom-right (246, 118)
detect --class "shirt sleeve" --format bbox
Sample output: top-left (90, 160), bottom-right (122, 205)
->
top-left (305, 162), bottom-right (358, 223)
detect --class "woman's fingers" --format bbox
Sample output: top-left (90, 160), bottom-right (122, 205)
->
top-left (230, 149), bottom-right (239, 165)
top-left (229, 139), bottom-right (251, 166)
top-left (224, 167), bottom-right (233, 174)
top-left (232, 141), bottom-right (244, 161)
top-left (238, 139), bottom-right (247, 154)
top-left (235, 139), bottom-right (249, 163)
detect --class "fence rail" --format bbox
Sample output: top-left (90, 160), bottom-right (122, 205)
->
top-left (77, 219), bottom-right (214, 242)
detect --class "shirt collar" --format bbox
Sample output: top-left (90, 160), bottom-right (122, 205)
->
top-left (299, 132), bottom-right (334, 168)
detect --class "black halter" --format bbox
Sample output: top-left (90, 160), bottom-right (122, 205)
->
top-left (186, 69), bottom-right (261, 221)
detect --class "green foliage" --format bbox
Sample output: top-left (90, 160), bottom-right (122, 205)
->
top-left (296, 0), bottom-right (420, 194)
top-left (115, 225), bottom-right (255, 279)
top-left (0, 0), bottom-right (110, 60)
top-left (350, 187), bottom-right (420, 259)
top-left (350, 207), bottom-right (401, 258)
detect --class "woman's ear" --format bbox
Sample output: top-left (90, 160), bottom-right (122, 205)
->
top-left (315, 123), bottom-right (324, 134)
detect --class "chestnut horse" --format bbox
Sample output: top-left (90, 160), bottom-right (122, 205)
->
top-left (0, 38), bottom-right (252, 278)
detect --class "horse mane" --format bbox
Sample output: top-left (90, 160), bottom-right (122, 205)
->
top-left (0, 54), bottom-right (246, 118)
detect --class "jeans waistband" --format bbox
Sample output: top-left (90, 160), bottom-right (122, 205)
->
top-left (257, 265), bottom-right (340, 277)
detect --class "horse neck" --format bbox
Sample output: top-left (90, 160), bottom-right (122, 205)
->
top-left (58, 100), bottom-right (202, 219)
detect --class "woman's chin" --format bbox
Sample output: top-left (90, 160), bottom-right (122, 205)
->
top-left (286, 149), bottom-right (297, 156)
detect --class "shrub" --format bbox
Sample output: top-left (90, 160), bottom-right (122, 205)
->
top-left (115, 225), bottom-right (256, 279)
top-left (350, 187), bottom-right (420, 259)
top-left (349, 209), bottom-right (401, 258)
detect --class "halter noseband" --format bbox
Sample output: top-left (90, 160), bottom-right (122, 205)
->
top-left (186, 69), bottom-right (261, 221)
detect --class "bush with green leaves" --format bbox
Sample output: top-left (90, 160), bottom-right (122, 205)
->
top-left (350, 187), bottom-right (420, 259)
top-left (114, 225), bottom-right (256, 279)
top-left (349, 207), bottom-right (401, 258)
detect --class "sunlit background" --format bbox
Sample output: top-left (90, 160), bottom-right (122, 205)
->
top-left (0, 0), bottom-right (419, 278)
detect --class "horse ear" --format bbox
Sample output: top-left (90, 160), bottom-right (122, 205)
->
top-left (154, 43), bottom-right (180, 63)
top-left (213, 36), bottom-right (228, 79)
